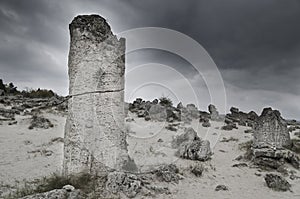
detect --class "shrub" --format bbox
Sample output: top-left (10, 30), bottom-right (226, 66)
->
top-left (22, 88), bottom-right (55, 98)
top-left (159, 97), bottom-right (173, 107)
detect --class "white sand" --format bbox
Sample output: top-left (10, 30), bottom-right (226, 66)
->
top-left (0, 111), bottom-right (299, 198)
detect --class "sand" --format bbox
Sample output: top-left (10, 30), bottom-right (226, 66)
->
top-left (0, 111), bottom-right (299, 198)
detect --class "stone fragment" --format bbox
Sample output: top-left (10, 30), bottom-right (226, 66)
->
top-left (215, 185), bottom-right (228, 191)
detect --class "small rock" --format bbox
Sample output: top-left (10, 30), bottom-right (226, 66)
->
top-left (63, 185), bottom-right (75, 192)
top-left (215, 185), bottom-right (228, 191)
top-left (190, 164), bottom-right (204, 177)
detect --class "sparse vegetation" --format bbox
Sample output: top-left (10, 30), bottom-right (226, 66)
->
top-left (22, 88), bottom-right (55, 98)
top-left (4, 172), bottom-right (100, 198)
top-left (159, 97), bottom-right (173, 107)
top-left (0, 79), bottom-right (57, 98)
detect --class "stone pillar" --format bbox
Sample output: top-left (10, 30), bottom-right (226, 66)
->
top-left (63, 15), bottom-right (129, 176)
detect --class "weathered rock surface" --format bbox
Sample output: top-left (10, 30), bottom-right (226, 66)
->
top-left (253, 107), bottom-right (291, 149)
top-left (177, 139), bottom-right (212, 161)
top-left (155, 164), bottom-right (180, 183)
top-left (63, 15), bottom-right (130, 176)
top-left (171, 127), bottom-right (198, 148)
top-left (264, 174), bottom-right (291, 191)
top-left (208, 104), bottom-right (219, 121)
top-left (148, 104), bottom-right (167, 122)
top-left (106, 172), bottom-right (141, 198)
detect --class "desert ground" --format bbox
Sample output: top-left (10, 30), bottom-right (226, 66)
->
top-left (1, 102), bottom-right (299, 198)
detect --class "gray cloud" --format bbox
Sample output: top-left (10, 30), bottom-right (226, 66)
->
top-left (0, 0), bottom-right (299, 119)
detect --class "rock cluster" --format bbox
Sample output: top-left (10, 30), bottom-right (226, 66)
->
top-left (224, 107), bottom-right (258, 129)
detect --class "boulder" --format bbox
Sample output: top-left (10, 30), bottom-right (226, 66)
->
top-left (106, 171), bottom-right (141, 198)
top-left (177, 139), bottom-right (212, 161)
top-left (155, 164), bottom-right (180, 183)
top-left (265, 174), bottom-right (291, 191)
top-left (253, 108), bottom-right (291, 149)
top-left (208, 104), bottom-right (219, 121)
top-left (171, 127), bottom-right (198, 148)
top-left (186, 104), bottom-right (200, 118)
top-left (148, 104), bottom-right (167, 121)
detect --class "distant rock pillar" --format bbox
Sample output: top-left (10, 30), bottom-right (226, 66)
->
top-left (63, 15), bottom-right (129, 176)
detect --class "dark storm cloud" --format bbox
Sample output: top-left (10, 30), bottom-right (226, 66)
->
top-left (0, 0), bottom-right (299, 118)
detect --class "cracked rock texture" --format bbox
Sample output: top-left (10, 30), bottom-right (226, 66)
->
top-left (63, 15), bottom-right (128, 176)
top-left (253, 107), bottom-right (291, 149)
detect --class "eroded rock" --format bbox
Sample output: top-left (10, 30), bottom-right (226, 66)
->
top-left (265, 174), bottom-right (291, 191)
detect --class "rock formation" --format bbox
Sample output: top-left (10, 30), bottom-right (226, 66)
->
top-left (208, 104), bottom-right (219, 121)
top-left (63, 15), bottom-right (130, 176)
top-left (253, 107), bottom-right (291, 149)
top-left (172, 127), bottom-right (212, 161)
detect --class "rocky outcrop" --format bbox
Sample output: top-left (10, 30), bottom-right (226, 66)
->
top-left (225, 107), bottom-right (258, 127)
top-left (208, 104), bottom-right (221, 121)
top-left (63, 15), bottom-right (130, 176)
top-left (253, 108), bottom-right (291, 149)
top-left (245, 108), bottom-right (300, 170)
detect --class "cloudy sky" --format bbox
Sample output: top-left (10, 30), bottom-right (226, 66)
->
top-left (0, 0), bottom-right (299, 119)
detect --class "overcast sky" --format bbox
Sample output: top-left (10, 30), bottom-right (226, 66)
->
top-left (0, 0), bottom-right (299, 119)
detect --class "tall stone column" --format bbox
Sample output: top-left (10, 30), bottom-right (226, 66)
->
top-left (63, 15), bottom-right (129, 176)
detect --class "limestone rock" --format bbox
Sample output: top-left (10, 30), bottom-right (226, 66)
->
top-left (106, 171), bottom-right (141, 198)
top-left (186, 104), bottom-right (200, 118)
top-left (208, 104), bottom-right (219, 121)
top-left (215, 185), bottom-right (229, 191)
top-left (265, 174), bottom-right (291, 191)
top-left (171, 127), bottom-right (198, 148)
top-left (64, 15), bottom-right (129, 176)
top-left (148, 104), bottom-right (167, 122)
top-left (155, 164), bottom-right (180, 183)
top-left (177, 139), bottom-right (212, 161)
top-left (253, 107), bottom-right (291, 149)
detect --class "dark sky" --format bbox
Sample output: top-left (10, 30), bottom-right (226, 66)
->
top-left (0, 0), bottom-right (299, 119)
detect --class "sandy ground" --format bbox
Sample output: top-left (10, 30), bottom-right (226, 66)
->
top-left (0, 111), bottom-right (300, 198)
